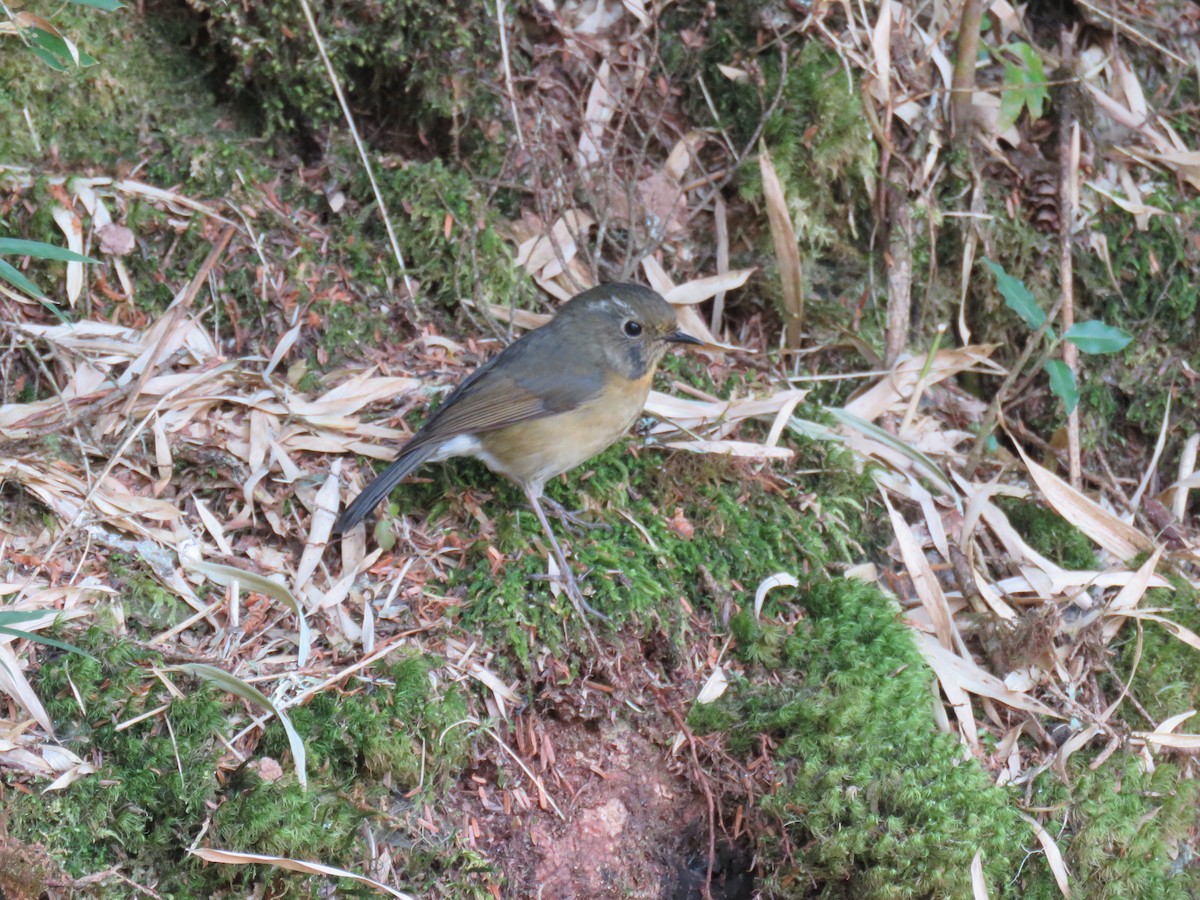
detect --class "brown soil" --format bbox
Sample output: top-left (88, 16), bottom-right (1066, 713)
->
top-left (461, 710), bottom-right (752, 899)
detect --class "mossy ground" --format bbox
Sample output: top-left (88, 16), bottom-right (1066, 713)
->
top-left (5, 3), bottom-right (1200, 897)
top-left (3, 627), bottom-right (478, 897)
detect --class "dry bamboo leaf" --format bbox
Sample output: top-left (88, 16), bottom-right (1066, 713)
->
top-left (481, 303), bottom-right (551, 330)
top-left (971, 849), bottom-right (989, 900)
top-left (264, 323), bottom-right (302, 377)
top-left (1101, 547), bottom-right (1163, 641)
top-left (870, 0), bottom-right (891, 104)
top-left (759, 141), bottom-right (804, 347)
top-left (914, 632), bottom-right (1060, 717)
top-left (1019, 812), bottom-right (1071, 897)
top-left (664, 131), bottom-right (706, 181)
top-left (716, 63), bottom-right (750, 83)
top-left (696, 666), bottom-right (729, 704)
top-left (664, 439), bottom-right (793, 460)
top-left (1109, 610), bottom-right (1200, 653)
top-left (753, 572), bottom-right (798, 618)
top-left (0, 644), bottom-right (53, 735)
top-left (1087, 181), bottom-right (1166, 221)
top-left (664, 269), bottom-right (755, 305)
top-left (884, 492), bottom-right (955, 649)
top-left (295, 461), bottom-right (341, 595)
top-left (1134, 731), bottom-right (1200, 750)
top-left (578, 60), bottom-right (617, 166)
top-left (190, 849), bottom-right (411, 898)
top-left (645, 387), bottom-right (808, 432)
top-left (193, 499), bottom-right (234, 556)
top-left (1165, 434), bottom-right (1199, 522)
top-left (1015, 444), bottom-right (1154, 561)
top-left (51, 205), bottom-right (85, 305)
top-left (844, 346), bottom-right (1001, 422)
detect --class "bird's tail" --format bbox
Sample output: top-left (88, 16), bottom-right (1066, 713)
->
top-left (333, 443), bottom-right (437, 533)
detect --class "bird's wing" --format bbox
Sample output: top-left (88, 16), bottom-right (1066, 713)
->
top-left (409, 329), bottom-right (605, 447)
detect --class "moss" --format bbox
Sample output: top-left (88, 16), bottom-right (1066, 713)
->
top-left (997, 497), bottom-right (1097, 569)
top-left (1074, 193), bottom-right (1200, 445)
top-left (1023, 756), bottom-right (1200, 898)
top-left (661, 8), bottom-right (876, 332)
top-left (693, 577), bottom-right (1036, 897)
top-left (1106, 575), bottom-right (1200, 726)
top-left (7, 629), bottom-right (484, 896)
top-left (260, 653), bottom-right (471, 791)
top-left (184, 0), bottom-right (504, 152)
top-left (369, 423), bottom-right (878, 669)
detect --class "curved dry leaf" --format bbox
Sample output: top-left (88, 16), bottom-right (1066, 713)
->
top-left (914, 632), bottom-right (1060, 718)
top-left (179, 663), bottom-right (307, 788)
top-left (759, 142), bottom-right (804, 347)
top-left (188, 560), bottom-right (310, 667)
top-left (884, 492), bottom-right (954, 649)
top-left (753, 572), bottom-right (798, 618)
top-left (664, 439), bottom-right (793, 460)
top-left (51, 206), bottom-right (85, 305)
top-left (0, 644), bottom-right (53, 736)
top-left (665, 269), bottom-right (755, 305)
top-left (696, 665), bottom-right (729, 704)
top-left (1016, 446), bottom-right (1155, 562)
top-left (1018, 812), bottom-right (1071, 897)
top-left (190, 849), bottom-right (412, 898)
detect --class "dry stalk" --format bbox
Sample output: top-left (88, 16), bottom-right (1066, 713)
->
top-left (950, 0), bottom-right (985, 141)
top-left (1059, 34), bottom-right (1082, 489)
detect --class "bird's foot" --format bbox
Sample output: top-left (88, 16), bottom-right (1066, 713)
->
top-left (541, 496), bottom-right (610, 535)
top-left (557, 565), bottom-right (609, 622)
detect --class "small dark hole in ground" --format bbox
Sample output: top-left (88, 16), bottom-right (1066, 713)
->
top-left (667, 824), bottom-right (756, 900)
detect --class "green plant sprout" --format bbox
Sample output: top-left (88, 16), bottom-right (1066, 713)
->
top-left (984, 259), bottom-right (1132, 414)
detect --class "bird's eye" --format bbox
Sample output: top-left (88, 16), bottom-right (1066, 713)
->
top-left (623, 320), bottom-right (643, 337)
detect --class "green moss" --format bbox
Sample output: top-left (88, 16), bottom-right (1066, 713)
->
top-left (261, 653), bottom-right (471, 790)
top-left (1107, 575), bottom-right (1200, 725)
top-left (367, 426), bottom-right (877, 668)
top-left (997, 497), bottom-right (1097, 569)
top-left (1023, 757), bottom-right (1200, 898)
top-left (693, 577), bottom-right (1035, 897)
top-left (661, 8), bottom-right (876, 332)
top-left (8, 630), bottom-right (485, 896)
top-left (186, 0), bottom-right (504, 151)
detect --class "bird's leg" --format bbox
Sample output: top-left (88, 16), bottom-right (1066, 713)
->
top-left (526, 486), bottom-right (610, 622)
top-left (540, 495), bottom-right (610, 535)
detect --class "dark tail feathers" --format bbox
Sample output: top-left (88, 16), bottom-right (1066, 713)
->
top-left (333, 443), bottom-right (437, 533)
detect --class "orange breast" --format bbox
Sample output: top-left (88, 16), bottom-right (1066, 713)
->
top-left (478, 370), bottom-right (654, 490)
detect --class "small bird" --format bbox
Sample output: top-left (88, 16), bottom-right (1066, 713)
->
top-left (334, 283), bottom-right (702, 619)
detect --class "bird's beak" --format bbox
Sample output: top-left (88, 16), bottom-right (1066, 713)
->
top-left (665, 330), bottom-right (704, 346)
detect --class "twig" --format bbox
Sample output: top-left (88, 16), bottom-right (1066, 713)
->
top-left (884, 196), bottom-right (913, 367)
top-left (1058, 33), bottom-right (1081, 489)
top-left (495, 0), bottom-right (525, 151)
top-left (295, 0), bottom-right (415, 307)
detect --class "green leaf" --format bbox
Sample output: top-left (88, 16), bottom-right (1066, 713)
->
top-left (187, 561), bottom-right (310, 666)
top-left (1064, 321), bottom-right (1134, 355)
top-left (0, 611), bottom-right (97, 660)
top-left (984, 259), bottom-right (1045, 330)
top-left (68, 0), bottom-right (126, 10)
top-left (1044, 360), bottom-right (1079, 414)
top-left (25, 27), bottom-right (98, 69)
top-left (179, 663), bottom-right (308, 789)
top-left (996, 42), bottom-right (1048, 130)
top-left (0, 258), bottom-right (46, 298)
top-left (0, 238), bottom-right (98, 264)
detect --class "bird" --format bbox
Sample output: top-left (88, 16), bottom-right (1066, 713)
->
top-left (334, 282), bottom-right (703, 620)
